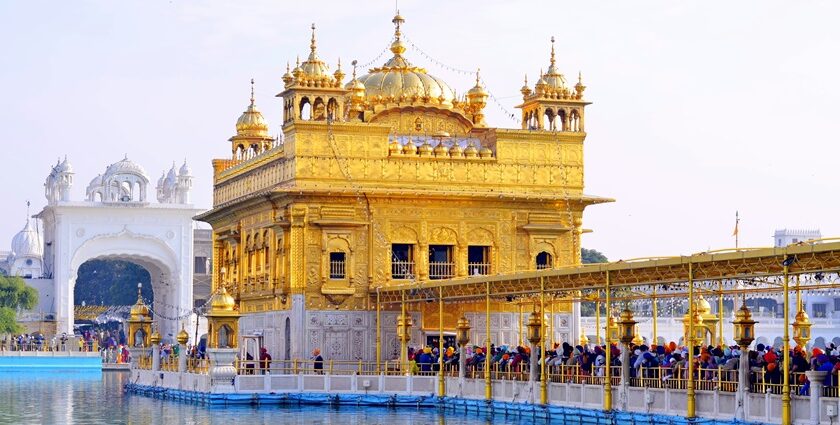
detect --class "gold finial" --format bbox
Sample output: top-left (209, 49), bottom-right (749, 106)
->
top-left (524, 74), bottom-right (528, 85)
top-left (550, 36), bottom-right (556, 66)
top-left (578, 71), bottom-right (582, 84)
top-left (475, 68), bottom-right (481, 85)
top-left (392, 11), bottom-right (405, 40)
top-left (296, 56), bottom-right (300, 67)
top-left (249, 78), bottom-right (255, 105)
top-left (351, 59), bottom-right (358, 79)
top-left (310, 23), bottom-right (317, 53)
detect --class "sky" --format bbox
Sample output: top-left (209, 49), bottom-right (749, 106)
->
top-left (0, 1), bottom-right (838, 261)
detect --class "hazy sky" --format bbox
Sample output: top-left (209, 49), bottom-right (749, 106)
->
top-left (1, 1), bottom-right (838, 261)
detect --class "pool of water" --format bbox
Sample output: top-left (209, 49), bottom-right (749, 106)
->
top-left (0, 370), bottom-right (548, 425)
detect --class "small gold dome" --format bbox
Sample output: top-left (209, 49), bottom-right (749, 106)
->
top-left (402, 141), bottom-right (417, 155)
top-left (176, 327), bottom-right (189, 345)
top-left (695, 296), bottom-right (712, 315)
top-left (734, 303), bottom-right (752, 321)
top-left (795, 308), bottom-right (811, 324)
top-left (464, 142), bottom-right (479, 158)
top-left (389, 138), bottom-right (402, 155)
top-left (150, 330), bottom-right (161, 345)
top-left (418, 141), bottom-right (434, 156)
top-left (210, 286), bottom-right (237, 312)
top-left (433, 142), bottom-right (448, 157)
top-left (130, 288), bottom-right (149, 318)
top-left (449, 144), bottom-right (464, 158)
top-left (236, 101), bottom-right (269, 137)
top-left (478, 146), bottom-right (493, 158)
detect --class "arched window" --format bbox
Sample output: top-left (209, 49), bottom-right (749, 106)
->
top-left (544, 108), bottom-right (556, 131)
top-left (557, 109), bottom-right (568, 131)
top-left (536, 251), bottom-right (553, 270)
top-left (327, 98), bottom-right (338, 121)
top-left (133, 329), bottom-right (146, 347)
top-left (312, 97), bottom-right (326, 120)
top-left (300, 97), bottom-right (311, 120)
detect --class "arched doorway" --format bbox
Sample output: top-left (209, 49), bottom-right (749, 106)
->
top-left (74, 259), bottom-right (154, 347)
top-left (62, 229), bottom-right (188, 342)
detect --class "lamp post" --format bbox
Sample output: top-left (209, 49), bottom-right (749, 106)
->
top-left (456, 316), bottom-right (470, 380)
top-left (618, 307), bottom-right (636, 392)
top-left (792, 307), bottom-right (812, 349)
top-left (527, 309), bottom-right (542, 386)
top-left (732, 297), bottom-right (756, 422)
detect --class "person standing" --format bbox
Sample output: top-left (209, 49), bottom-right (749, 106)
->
top-left (312, 348), bottom-right (323, 374)
top-left (259, 347), bottom-right (272, 374)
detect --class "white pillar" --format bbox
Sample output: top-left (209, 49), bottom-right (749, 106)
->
top-left (152, 345), bottom-right (161, 372)
top-left (735, 349), bottom-right (749, 421)
top-left (178, 342), bottom-right (187, 373)
top-left (805, 370), bottom-right (828, 425)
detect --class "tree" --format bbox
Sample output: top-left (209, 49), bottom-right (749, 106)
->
top-left (581, 248), bottom-right (608, 264)
top-left (0, 276), bottom-right (39, 335)
top-left (0, 275), bottom-right (38, 310)
top-left (580, 248), bottom-right (608, 316)
top-left (74, 260), bottom-right (152, 306)
top-left (0, 307), bottom-right (21, 334)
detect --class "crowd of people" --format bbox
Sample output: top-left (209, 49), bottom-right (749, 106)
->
top-left (395, 339), bottom-right (840, 396)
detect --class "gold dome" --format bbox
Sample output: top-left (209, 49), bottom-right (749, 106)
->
top-left (418, 141), bottom-right (434, 156)
top-left (236, 81), bottom-right (269, 138)
top-left (176, 327), bottom-right (190, 345)
top-left (388, 138), bottom-right (402, 155)
top-left (433, 142), bottom-right (448, 157)
top-left (210, 286), bottom-right (237, 312)
top-left (402, 141), bottom-right (417, 155)
top-left (449, 144), bottom-right (464, 158)
top-left (356, 14), bottom-right (456, 108)
top-left (464, 142), bottom-right (479, 158)
top-left (150, 330), bottom-right (161, 345)
top-left (130, 287), bottom-right (149, 318)
top-left (479, 145), bottom-right (493, 158)
top-left (300, 24), bottom-right (330, 77)
top-left (695, 296), bottom-right (712, 315)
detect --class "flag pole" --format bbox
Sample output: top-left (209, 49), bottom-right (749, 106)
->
top-left (733, 211), bottom-right (740, 248)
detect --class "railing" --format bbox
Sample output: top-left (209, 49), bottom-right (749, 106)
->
top-left (160, 355), bottom-right (179, 372)
top-left (391, 260), bottom-right (415, 280)
top-left (467, 262), bottom-right (491, 276)
top-left (187, 358), bottom-right (209, 374)
top-left (329, 260), bottom-right (346, 280)
top-left (429, 262), bottom-right (455, 279)
top-left (136, 354), bottom-right (152, 370)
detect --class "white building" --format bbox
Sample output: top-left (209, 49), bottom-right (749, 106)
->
top-left (773, 229), bottom-right (821, 247)
top-left (21, 156), bottom-right (203, 340)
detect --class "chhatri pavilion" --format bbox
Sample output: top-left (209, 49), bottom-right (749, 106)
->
top-left (196, 13), bottom-right (610, 363)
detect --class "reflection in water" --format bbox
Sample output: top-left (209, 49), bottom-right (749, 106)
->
top-left (0, 371), bottom-right (542, 425)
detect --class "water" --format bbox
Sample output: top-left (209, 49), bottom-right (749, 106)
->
top-left (0, 371), bottom-right (542, 425)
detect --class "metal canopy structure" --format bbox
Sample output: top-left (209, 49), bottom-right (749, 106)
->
top-left (373, 239), bottom-right (840, 305)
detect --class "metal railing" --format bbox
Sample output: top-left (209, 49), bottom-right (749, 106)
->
top-left (391, 260), bottom-right (415, 280)
top-left (429, 262), bottom-right (455, 279)
top-left (329, 260), bottom-right (346, 280)
top-left (187, 358), bottom-right (209, 374)
top-left (467, 262), bottom-right (491, 276)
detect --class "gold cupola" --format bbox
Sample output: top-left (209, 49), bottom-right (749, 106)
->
top-left (352, 12), bottom-right (482, 132)
top-left (229, 80), bottom-right (274, 158)
top-left (210, 286), bottom-right (237, 312)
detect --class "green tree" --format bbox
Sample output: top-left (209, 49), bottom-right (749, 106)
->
top-left (74, 260), bottom-right (152, 306)
top-left (580, 248), bottom-right (608, 316)
top-left (0, 307), bottom-right (21, 334)
top-left (0, 275), bottom-right (38, 310)
top-left (0, 276), bottom-right (39, 334)
top-left (581, 248), bottom-right (608, 264)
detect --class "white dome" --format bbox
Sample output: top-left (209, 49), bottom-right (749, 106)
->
top-left (179, 161), bottom-right (191, 176)
top-left (103, 157), bottom-right (149, 182)
top-left (57, 157), bottom-right (73, 174)
top-left (11, 219), bottom-right (42, 258)
top-left (87, 174), bottom-right (102, 189)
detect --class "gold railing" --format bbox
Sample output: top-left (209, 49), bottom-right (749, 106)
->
top-left (160, 356), bottom-right (179, 372)
top-left (136, 354), bottom-right (152, 370)
top-left (187, 358), bottom-right (209, 374)
top-left (429, 262), bottom-right (455, 280)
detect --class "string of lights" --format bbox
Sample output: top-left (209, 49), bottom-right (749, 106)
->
top-left (402, 33), bottom-right (520, 125)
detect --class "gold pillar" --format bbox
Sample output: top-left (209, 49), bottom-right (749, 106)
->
top-left (484, 281), bottom-right (492, 400)
top-left (519, 302), bottom-right (524, 347)
top-left (718, 280), bottom-right (725, 347)
top-left (376, 289), bottom-right (381, 373)
top-left (539, 276), bottom-right (547, 405)
top-left (652, 287), bottom-right (657, 346)
top-left (603, 271), bottom-right (612, 411)
top-left (596, 292), bottom-right (601, 346)
top-left (547, 295), bottom-right (553, 349)
top-left (687, 262), bottom-right (696, 419)
top-left (438, 286), bottom-right (445, 397)
top-left (782, 261), bottom-right (791, 425)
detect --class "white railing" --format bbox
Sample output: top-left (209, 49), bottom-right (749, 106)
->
top-left (429, 262), bottom-right (455, 279)
top-left (329, 260), bottom-right (346, 279)
top-left (468, 262), bottom-right (491, 276)
top-left (391, 260), bottom-right (415, 280)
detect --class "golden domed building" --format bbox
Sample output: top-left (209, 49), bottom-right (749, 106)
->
top-left (197, 13), bottom-right (610, 361)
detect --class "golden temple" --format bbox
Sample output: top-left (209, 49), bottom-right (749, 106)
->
top-left (196, 12), bottom-right (610, 361)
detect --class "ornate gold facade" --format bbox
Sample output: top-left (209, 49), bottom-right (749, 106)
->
top-left (197, 14), bottom-right (610, 322)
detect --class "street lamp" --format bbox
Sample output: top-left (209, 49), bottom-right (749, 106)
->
top-left (618, 308), bottom-right (637, 345)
